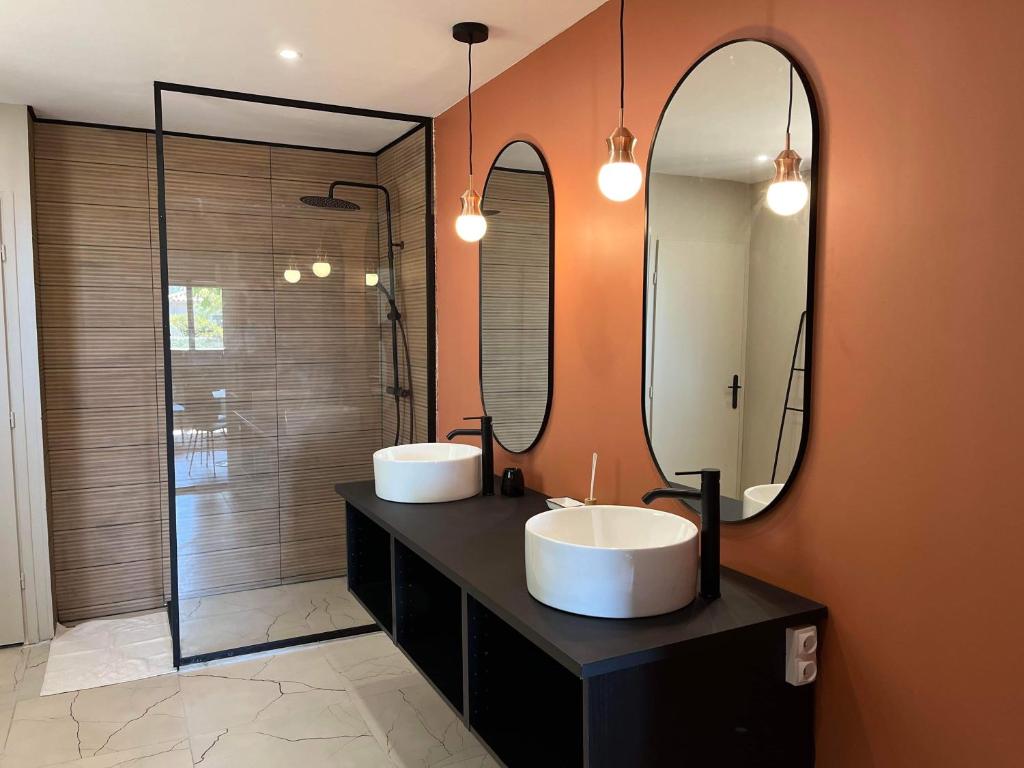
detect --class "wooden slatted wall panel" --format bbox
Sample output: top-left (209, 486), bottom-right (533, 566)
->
top-left (376, 129), bottom-right (429, 446)
top-left (270, 146), bottom-right (381, 584)
top-left (33, 123), bottom-right (166, 622)
top-left (35, 124), bottom-right (427, 617)
top-left (480, 170), bottom-right (551, 452)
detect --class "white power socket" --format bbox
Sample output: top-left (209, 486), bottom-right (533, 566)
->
top-left (786, 625), bottom-right (818, 686)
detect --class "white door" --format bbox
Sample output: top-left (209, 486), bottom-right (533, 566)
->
top-left (0, 192), bottom-right (26, 646)
top-left (649, 238), bottom-right (747, 497)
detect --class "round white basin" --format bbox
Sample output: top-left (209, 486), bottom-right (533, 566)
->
top-left (525, 505), bottom-right (699, 618)
top-left (743, 483), bottom-right (785, 518)
top-left (373, 443), bottom-right (482, 503)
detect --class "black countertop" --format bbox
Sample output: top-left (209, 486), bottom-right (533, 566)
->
top-left (337, 480), bottom-right (826, 678)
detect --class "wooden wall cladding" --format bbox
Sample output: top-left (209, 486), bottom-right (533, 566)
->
top-left (34, 122), bottom-right (429, 621)
top-left (377, 128), bottom-right (429, 445)
top-left (480, 169), bottom-right (551, 452)
top-left (32, 123), bottom-right (165, 622)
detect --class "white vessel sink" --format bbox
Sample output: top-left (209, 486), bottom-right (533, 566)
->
top-left (525, 505), bottom-right (698, 618)
top-left (743, 483), bottom-right (784, 518)
top-left (373, 443), bottom-right (481, 503)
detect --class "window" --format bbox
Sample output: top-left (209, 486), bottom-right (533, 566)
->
top-left (169, 286), bottom-right (224, 351)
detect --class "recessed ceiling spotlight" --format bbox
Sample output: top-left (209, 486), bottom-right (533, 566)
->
top-left (279, 49), bottom-right (301, 61)
top-left (756, 154), bottom-right (770, 163)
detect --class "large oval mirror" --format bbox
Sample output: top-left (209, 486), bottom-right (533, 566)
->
top-left (480, 141), bottom-right (554, 453)
top-left (644, 40), bottom-right (817, 521)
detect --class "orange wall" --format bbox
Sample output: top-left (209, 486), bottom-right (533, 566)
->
top-left (434, 1), bottom-right (1024, 765)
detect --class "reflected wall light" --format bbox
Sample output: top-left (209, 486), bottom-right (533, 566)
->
top-left (452, 22), bottom-right (489, 242)
top-left (312, 246), bottom-right (332, 278)
top-left (598, 0), bottom-right (642, 202)
top-left (766, 64), bottom-right (809, 216)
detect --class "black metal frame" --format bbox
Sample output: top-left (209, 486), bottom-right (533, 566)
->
top-left (477, 140), bottom-right (556, 454)
top-left (640, 40), bottom-right (820, 523)
top-left (153, 81), bottom-right (435, 666)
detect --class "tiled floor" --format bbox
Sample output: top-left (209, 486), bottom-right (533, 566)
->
top-left (0, 632), bottom-right (499, 768)
top-left (179, 578), bottom-right (374, 658)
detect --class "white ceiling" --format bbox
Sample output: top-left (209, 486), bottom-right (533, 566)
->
top-left (493, 141), bottom-right (545, 171)
top-left (651, 41), bottom-right (814, 184)
top-left (0, 0), bottom-right (605, 152)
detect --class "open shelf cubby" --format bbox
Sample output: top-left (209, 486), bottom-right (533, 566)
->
top-left (345, 502), bottom-right (393, 634)
top-left (394, 541), bottom-right (464, 712)
top-left (467, 596), bottom-right (584, 768)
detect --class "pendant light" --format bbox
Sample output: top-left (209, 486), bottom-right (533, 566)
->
top-left (283, 263), bottom-right (301, 284)
top-left (766, 64), bottom-right (809, 216)
top-left (452, 22), bottom-right (489, 242)
top-left (598, 0), bottom-right (642, 202)
top-left (311, 245), bottom-right (332, 278)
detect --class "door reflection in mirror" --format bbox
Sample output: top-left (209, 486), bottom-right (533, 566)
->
top-left (644, 40), bottom-right (816, 521)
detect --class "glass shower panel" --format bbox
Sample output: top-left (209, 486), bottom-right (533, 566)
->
top-left (157, 90), bottom-right (425, 661)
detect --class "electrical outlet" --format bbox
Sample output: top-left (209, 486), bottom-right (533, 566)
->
top-left (786, 625), bottom-right (818, 686)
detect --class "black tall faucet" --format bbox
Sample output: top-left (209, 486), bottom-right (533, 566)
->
top-left (642, 469), bottom-right (721, 601)
top-left (446, 416), bottom-right (494, 496)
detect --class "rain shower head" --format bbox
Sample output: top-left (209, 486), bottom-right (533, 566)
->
top-left (299, 195), bottom-right (361, 210)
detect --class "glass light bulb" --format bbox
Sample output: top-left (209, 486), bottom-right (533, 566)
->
top-left (766, 180), bottom-right (809, 216)
top-left (283, 267), bottom-right (301, 284)
top-left (456, 185), bottom-right (487, 242)
top-left (311, 260), bottom-right (331, 278)
top-left (456, 214), bottom-right (487, 242)
top-left (365, 272), bottom-right (379, 287)
top-left (598, 161), bottom-right (643, 202)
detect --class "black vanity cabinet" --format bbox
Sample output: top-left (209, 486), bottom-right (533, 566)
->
top-left (339, 481), bottom-right (826, 768)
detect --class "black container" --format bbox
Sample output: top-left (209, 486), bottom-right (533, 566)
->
top-left (500, 467), bottom-right (525, 497)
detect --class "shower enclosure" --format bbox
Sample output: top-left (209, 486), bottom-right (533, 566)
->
top-left (154, 83), bottom-right (434, 665)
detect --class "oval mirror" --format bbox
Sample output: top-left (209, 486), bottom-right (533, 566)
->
top-left (644, 41), bottom-right (817, 521)
top-left (480, 141), bottom-right (554, 453)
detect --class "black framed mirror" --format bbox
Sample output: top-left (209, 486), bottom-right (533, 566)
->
top-left (479, 141), bottom-right (554, 453)
top-left (643, 40), bottom-right (818, 522)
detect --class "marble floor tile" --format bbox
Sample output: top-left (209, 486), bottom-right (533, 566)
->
top-left (354, 680), bottom-right (486, 768)
top-left (1, 692), bottom-right (14, 754)
top-left (178, 611), bottom-right (279, 659)
top-left (320, 634), bottom-right (415, 692)
top-left (0, 645), bottom-right (49, 703)
top-left (188, 701), bottom-right (392, 768)
top-left (178, 578), bottom-right (372, 658)
top-left (2, 676), bottom-right (185, 768)
top-left (179, 645), bottom-right (351, 733)
top-left (0, 649), bottom-right (23, 695)
top-left (20, 739), bottom-right (191, 768)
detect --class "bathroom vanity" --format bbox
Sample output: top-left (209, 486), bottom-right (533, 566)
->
top-left (337, 481), bottom-right (826, 767)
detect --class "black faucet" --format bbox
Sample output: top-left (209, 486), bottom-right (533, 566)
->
top-left (446, 416), bottom-right (494, 496)
top-left (642, 469), bottom-right (721, 601)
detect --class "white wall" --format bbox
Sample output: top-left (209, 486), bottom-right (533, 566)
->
top-left (647, 172), bottom-right (809, 499)
top-left (0, 104), bottom-right (53, 643)
top-left (739, 181), bottom-right (809, 490)
top-left (647, 173), bottom-right (751, 494)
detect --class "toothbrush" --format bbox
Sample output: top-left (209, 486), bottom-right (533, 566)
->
top-left (586, 452), bottom-right (598, 505)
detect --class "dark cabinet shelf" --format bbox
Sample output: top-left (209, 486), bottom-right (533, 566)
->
top-left (394, 540), bottom-right (464, 712)
top-left (339, 481), bottom-right (826, 768)
top-left (345, 502), bottom-right (393, 634)
top-left (468, 596), bottom-right (583, 767)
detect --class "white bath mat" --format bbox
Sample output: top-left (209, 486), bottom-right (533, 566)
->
top-left (40, 610), bottom-right (174, 695)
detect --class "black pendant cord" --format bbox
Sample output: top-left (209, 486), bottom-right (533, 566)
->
top-left (786, 63), bottom-right (794, 136)
top-left (619, 0), bottom-right (625, 116)
top-left (467, 42), bottom-right (474, 178)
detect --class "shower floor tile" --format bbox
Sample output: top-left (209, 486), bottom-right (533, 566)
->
top-left (178, 577), bottom-right (373, 658)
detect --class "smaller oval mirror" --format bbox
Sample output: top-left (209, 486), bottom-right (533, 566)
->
top-left (480, 141), bottom-right (554, 453)
top-left (644, 41), bottom-right (817, 521)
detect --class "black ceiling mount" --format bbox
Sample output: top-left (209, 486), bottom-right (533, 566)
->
top-left (452, 22), bottom-right (489, 45)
